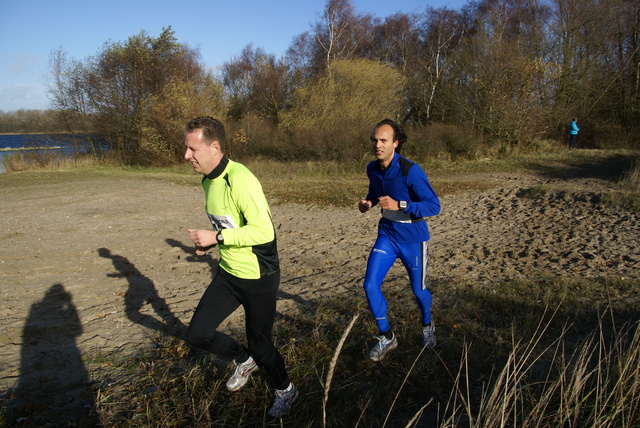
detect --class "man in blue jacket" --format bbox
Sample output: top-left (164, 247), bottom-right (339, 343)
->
top-left (569, 118), bottom-right (579, 149)
top-left (359, 119), bottom-right (441, 361)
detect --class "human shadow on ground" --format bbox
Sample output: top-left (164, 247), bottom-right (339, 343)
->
top-left (165, 238), bottom-right (219, 271)
top-left (525, 152), bottom-right (638, 182)
top-left (98, 248), bottom-right (186, 339)
top-left (165, 238), bottom-right (313, 309)
top-left (2, 284), bottom-right (98, 427)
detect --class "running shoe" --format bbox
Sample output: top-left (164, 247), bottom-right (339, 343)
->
top-left (267, 382), bottom-right (299, 417)
top-left (226, 356), bottom-right (258, 391)
top-left (421, 323), bottom-right (436, 348)
top-left (368, 333), bottom-right (398, 361)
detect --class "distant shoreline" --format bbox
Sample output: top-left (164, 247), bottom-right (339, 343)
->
top-left (0, 146), bottom-right (63, 152)
top-left (0, 132), bottom-right (82, 136)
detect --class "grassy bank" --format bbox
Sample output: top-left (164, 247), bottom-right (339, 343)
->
top-left (87, 276), bottom-right (639, 427)
top-left (2, 148), bottom-right (639, 209)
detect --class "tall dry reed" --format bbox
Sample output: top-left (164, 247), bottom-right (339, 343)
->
top-left (442, 309), bottom-right (640, 428)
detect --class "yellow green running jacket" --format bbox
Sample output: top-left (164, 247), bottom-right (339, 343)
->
top-left (202, 156), bottom-right (279, 279)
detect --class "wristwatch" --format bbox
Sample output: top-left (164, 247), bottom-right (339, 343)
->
top-left (216, 231), bottom-right (224, 244)
top-left (399, 200), bottom-right (407, 210)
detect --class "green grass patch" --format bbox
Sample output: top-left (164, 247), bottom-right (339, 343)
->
top-left (517, 185), bottom-right (549, 200)
top-left (599, 192), bottom-right (640, 212)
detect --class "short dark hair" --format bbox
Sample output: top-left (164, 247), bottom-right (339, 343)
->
top-left (185, 116), bottom-right (226, 151)
top-left (372, 119), bottom-right (407, 154)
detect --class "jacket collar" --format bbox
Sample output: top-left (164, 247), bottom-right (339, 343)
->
top-left (375, 152), bottom-right (399, 172)
top-left (204, 155), bottom-right (229, 180)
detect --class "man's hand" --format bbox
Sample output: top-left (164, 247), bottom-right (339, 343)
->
top-left (194, 245), bottom-right (215, 256)
top-left (359, 199), bottom-right (372, 213)
top-left (378, 196), bottom-right (399, 210)
top-left (187, 229), bottom-right (217, 254)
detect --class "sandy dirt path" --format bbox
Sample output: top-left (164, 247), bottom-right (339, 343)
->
top-left (1, 167), bottom-right (638, 425)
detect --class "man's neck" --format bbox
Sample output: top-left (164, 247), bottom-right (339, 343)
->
top-left (378, 153), bottom-right (395, 170)
top-left (204, 155), bottom-right (229, 179)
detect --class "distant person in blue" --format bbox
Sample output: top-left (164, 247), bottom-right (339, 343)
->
top-left (358, 119), bottom-right (441, 361)
top-left (569, 118), bottom-right (580, 149)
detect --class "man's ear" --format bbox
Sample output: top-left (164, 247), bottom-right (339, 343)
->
top-left (210, 141), bottom-right (220, 153)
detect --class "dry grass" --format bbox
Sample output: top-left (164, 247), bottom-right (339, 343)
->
top-left (67, 276), bottom-right (640, 427)
top-left (1, 151), bottom-right (104, 172)
top-left (3, 147), bottom-right (640, 207)
top-left (620, 157), bottom-right (640, 191)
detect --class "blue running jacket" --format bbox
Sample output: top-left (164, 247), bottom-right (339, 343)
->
top-left (365, 152), bottom-right (440, 243)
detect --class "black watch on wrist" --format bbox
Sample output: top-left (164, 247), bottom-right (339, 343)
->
top-left (399, 200), bottom-right (407, 210)
top-left (216, 231), bottom-right (224, 244)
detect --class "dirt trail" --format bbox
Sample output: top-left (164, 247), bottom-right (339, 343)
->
top-left (0, 167), bottom-right (638, 425)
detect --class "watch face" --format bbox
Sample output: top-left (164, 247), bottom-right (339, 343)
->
top-left (400, 201), bottom-right (407, 209)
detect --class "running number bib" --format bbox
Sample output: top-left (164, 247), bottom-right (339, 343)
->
top-left (207, 213), bottom-right (238, 231)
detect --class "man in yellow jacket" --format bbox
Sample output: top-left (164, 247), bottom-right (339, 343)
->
top-left (183, 116), bottom-right (297, 418)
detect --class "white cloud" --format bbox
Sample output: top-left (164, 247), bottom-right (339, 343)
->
top-left (0, 83), bottom-right (49, 112)
top-left (1, 53), bottom-right (42, 76)
top-left (0, 53), bottom-right (49, 111)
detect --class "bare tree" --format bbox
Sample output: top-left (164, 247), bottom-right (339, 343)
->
top-left (311, 0), bottom-right (374, 74)
top-left (418, 7), bottom-right (466, 124)
top-left (222, 44), bottom-right (290, 124)
top-left (285, 32), bottom-right (315, 91)
top-left (47, 48), bottom-right (96, 153)
top-left (47, 27), bottom-right (225, 164)
top-left (442, 0), bottom-right (553, 140)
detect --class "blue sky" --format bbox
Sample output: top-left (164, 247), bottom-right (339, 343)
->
top-left (0, 0), bottom-right (467, 112)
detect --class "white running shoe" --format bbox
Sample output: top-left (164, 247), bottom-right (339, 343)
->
top-left (225, 356), bottom-right (258, 392)
top-left (368, 333), bottom-right (398, 361)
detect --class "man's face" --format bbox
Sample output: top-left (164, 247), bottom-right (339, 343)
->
top-left (184, 130), bottom-right (218, 175)
top-left (371, 124), bottom-right (398, 167)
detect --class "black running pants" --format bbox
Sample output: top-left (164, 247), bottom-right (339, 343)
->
top-left (186, 267), bottom-right (289, 389)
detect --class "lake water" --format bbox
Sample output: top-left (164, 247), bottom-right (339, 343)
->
top-left (0, 134), bottom-right (105, 173)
